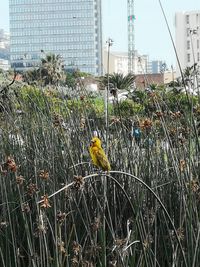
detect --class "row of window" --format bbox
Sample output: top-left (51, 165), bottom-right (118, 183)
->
top-left (10, 19), bottom-right (94, 29)
top-left (187, 52), bottom-right (200, 62)
top-left (11, 61), bottom-right (97, 71)
top-left (11, 55), bottom-right (96, 65)
top-left (186, 39), bottom-right (200, 50)
top-left (11, 43), bottom-right (96, 52)
top-left (10, 20), bottom-right (94, 31)
top-left (10, 12), bottom-right (97, 23)
top-left (185, 13), bottom-right (200, 25)
top-left (10, 5), bottom-right (94, 14)
top-left (10, 20), bottom-right (95, 31)
top-left (11, 27), bottom-right (95, 36)
top-left (11, 36), bottom-right (94, 44)
top-left (11, 52), bottom-right (96, 61)
top-left (10, 12), bottom-right (94, 21)
top-left (10, 0), bottom-right (93, 4)
top-left (10, 3), bottom-right (94, 12)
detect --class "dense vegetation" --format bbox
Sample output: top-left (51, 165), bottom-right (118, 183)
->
top-left (0, 59), bottom-right (200, 267)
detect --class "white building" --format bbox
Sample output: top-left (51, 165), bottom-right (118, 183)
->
top-left (175, 11), bottom-right (200, 77)
top-left (103, 49), bottom-right (150, 75)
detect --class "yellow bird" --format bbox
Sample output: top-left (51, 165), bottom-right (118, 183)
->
top-left (89, 137), bottom-right (111, 171)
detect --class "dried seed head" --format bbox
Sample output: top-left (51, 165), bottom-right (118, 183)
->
top-left (58, 239), bottom-right (66, 254)
top-left (72, 241), bottom-right (81, 256)
top-left (71, 256), bottom-right (79, 267)
top-left (177, 227), bottom-right (184, 241)
top-left (27, 183), bottom-right (39, 197)
top-left (73, 175), bottom-right (84, 190)
top-left (57, 211), bottom-right (66, 225)
top-left (114, 238), bottom-right (127, 247)
top-left (6, 156), bottom-right (17, 172)
top-left (21, 203), bottom-right (30, 213)
top-left (0, 221), bottom-right (9, 229)
top-left (40, 194), bottom-right (51, 209)
top-left (140, 118), bottom-right (153, 130)
top-left (155, 111), bottom-right (164, 118)
top-left (53, 113), bottom-right (63, 127)
top-left (187, 179), bottom-right (199, 193)
top-left (39, 170), bottom-right (49, 180)
top-left (180, 159), bottom-right (186, 172)
top-left (16, 175), bottom-right (25, 185)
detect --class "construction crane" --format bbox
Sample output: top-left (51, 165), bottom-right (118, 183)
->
top-left (127, 0), bottom-right (135, 73)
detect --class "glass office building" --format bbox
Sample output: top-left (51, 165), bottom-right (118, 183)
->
top-left (9, 0), bottom-right (102, 76)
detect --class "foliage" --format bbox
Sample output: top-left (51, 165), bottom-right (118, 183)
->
top-left (40, 53), bottom-right (65, 86)
top-left (65, 72), bottom-right (77, 89)
top-left (115, 99), bottom-right (144, 117)
top-left (22, 53), bottom-right (65, 86)
top-left (0, 74), bottom-right (200, 267)
top-left (100, 72), bottom-right (136, 90)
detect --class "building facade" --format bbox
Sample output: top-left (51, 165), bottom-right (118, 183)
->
top-left (150, 60), bottom-right (166, 74)
top-left (175, 11), bottom-right (200, 76)
top-left (103, 49), bottom-right (149, 75)
top-left (9, 0), bottom-right (102, 76)
top-left (103, 49), bottom-right (164, 75)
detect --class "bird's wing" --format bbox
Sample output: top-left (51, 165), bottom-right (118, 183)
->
top-left (96, 149), bottom-right (111, 171)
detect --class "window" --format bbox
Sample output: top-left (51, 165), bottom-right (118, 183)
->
top-left (187, 53), bottom-right (191, 63)
top-left (187, 40), bottom-right (190, 49)
top-left (187, 28), bottom-right (190, 37)
top-left (186, 14), bottom-right (190, 24)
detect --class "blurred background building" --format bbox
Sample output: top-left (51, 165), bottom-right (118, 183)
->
top-left (0, 29), bottom-right (10, 70)
top-left (103, 49), bottom-right (166, 75)
top-left (9, 0), bottom-right (103, 76)
top-left (175, 10), bottom-right (200, 76)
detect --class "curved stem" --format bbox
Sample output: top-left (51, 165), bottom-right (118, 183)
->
top-left (37, 170), bottom-right (187, 266)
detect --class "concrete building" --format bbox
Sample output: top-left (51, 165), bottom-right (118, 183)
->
top-left (9, 0), bottom-right (102, 76)
top-left (150, 60), bottom-right (166, 74)
top-left (134, 71), bottom-right (176, 89)
top-left (175, 10), bottom-right (200, 76)
top-left (103, 49), bottom-right (150, 75)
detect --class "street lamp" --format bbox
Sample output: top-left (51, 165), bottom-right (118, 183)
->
top-left (105, 38), bottom-right (113, 150)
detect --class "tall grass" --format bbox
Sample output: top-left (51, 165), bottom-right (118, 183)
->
top-left (0, 79), bottom-right (199, 267)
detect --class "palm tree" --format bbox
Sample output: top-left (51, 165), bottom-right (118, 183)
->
top-left (39, 53), bottom-right (65, 86)
top-left (101, 72), bottom-right (135, 91)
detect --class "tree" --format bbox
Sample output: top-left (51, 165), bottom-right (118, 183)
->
top-left (40, 53), bottom-right (65, 86)
top-left (100, 72), bottom-right (135, 91)
top-left (23, 68), bottom-right (39, 85)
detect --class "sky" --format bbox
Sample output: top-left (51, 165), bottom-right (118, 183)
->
top-left (0, 0), bottom-right (200, 67)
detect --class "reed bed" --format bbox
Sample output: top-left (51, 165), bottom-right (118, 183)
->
top-left (0, 78), bottom-right (199, 267)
